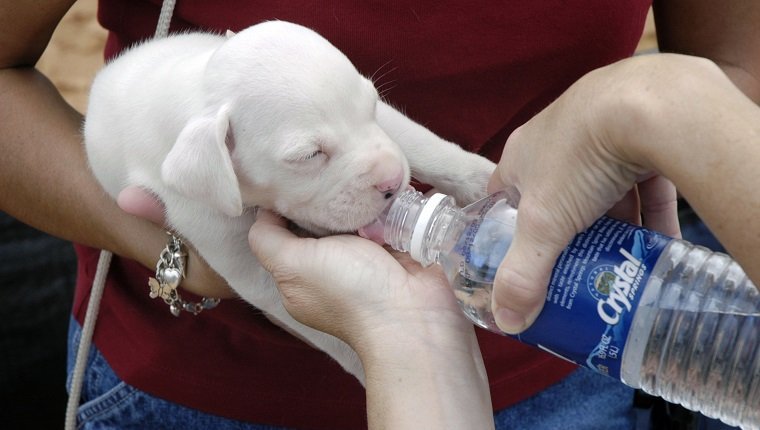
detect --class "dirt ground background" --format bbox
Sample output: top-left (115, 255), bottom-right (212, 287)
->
top-left (37, 0), bottom-right (658, 114)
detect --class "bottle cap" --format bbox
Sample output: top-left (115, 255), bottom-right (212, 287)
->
top-left (410, 193), bottom-right (448, 262)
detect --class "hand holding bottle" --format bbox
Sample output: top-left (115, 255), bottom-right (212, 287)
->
top-left (486, 53), bottom-right (760, 334)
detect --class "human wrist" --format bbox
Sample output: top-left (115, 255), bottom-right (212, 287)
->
top-left (358, 318), bottom-right (492, 429)
top-left (353, 310), bottom-right (479, 373)
top-left (113, 210), bottom-right (234, 299)
top-left (579, 58), bottom-right (662, 172)
top-left (362, 328), bottom-right (485, 392)
top-left (594, 55), bottom-right (730, 173)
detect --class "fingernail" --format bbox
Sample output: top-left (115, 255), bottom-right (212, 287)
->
top-left (494, 307), bottom-right (526, 334)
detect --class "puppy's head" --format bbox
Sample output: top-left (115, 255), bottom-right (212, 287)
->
top-left (162, 21), bottom-right (409, 235)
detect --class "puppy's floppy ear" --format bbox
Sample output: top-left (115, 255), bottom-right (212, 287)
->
top-left (162, 103), bottom-right (244, 217)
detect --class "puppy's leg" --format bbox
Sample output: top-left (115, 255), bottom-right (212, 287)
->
top-left (377, 101), bottom-right (496, 205)
top-left (163, 198), bottom-right (366, 383)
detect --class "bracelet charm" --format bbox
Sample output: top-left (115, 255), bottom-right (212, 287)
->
top-left (149, 232), bottom-right (220, 316)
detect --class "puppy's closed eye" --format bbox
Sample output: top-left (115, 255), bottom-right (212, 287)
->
top-left (284, 149), bottom-right (329, 168)
top-left (301, 150), bottom-right (325, 161)
top-left (283, 141), bottom-right (328, 164)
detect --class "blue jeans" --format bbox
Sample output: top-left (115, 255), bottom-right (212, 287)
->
top-left (66, 319), bottom-right (287, 430)
top-left (68, 318), bottom-right (636, 429)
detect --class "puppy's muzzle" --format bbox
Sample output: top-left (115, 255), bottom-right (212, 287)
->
top-left (375, 169), bottom-right (404, 199)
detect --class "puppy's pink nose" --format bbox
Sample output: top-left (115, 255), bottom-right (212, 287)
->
top-left (375, 169), bottom-right (404, 199)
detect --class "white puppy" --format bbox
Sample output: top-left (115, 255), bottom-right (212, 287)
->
top-left (85, 21), bottom-right (495, 382)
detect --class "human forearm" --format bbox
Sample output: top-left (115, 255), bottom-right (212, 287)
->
top-left (654, 0), bottom-right (760, 105)
top-left (1, 0), bottom-right (224, 293)
top-left (0, 68), bottom-right (166, 266)
top-left (359, 321), bottom-right (493, 430)
top-left (606, 56), bottom-right (760, 282)
top-left (0, 67), bottom-right (231, 296)
top-left (645, 80), bottom-right (760, 282)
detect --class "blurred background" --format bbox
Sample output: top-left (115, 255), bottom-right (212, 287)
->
top-left (38, 0), bottom-right (108, 114)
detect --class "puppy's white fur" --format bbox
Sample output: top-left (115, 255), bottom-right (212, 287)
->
top-left (85, 21), bottom-right (494, 382)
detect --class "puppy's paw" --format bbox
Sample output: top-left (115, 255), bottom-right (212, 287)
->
top-left (430, 153), bottom-right (495, 206)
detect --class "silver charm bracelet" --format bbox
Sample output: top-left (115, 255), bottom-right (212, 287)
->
top-left (148, 232), bottom-right (221, 316)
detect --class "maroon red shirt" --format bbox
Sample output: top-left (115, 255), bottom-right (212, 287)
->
top-left (74, 1), bottom-right (651, 428)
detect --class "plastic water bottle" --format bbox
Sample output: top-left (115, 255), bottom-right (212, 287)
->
top-left (381, 189), bottom-right (760, 429)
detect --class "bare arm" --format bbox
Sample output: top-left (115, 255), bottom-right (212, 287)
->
top-left (0, 0), bottom-right (229, 296)
top-left (361, 323), bottom-right (493, 430)
top-left (653, 0), bottom-right (760, 103)
top-left (613, 57), bottom-right (760, 281)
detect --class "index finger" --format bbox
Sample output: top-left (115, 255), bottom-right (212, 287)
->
top-left (117, 185), bottom-right (166, 225)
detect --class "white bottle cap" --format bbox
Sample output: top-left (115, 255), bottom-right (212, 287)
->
top-left (410, 193), bottom-right (449, 263)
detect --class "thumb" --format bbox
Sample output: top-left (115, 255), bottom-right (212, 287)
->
top-left (248, 209), bottom-right (293, 271)
top-left (491, 200), bottom-right (573, 334)
top-left (487, 159), bottom-right (509, 195)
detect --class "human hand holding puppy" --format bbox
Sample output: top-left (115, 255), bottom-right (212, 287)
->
top-left (117, 186), bottom-right (236, 299)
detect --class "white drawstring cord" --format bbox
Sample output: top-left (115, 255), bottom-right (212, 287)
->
top-left (154, 0), bottom-right (177, 39)
top-left (64, 250), bottom-right (111, 430)
top-left (64, 1), bottom-right (177, 428)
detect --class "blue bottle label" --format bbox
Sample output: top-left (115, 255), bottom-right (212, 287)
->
top-left (512, 216), bottom-right (671, 378)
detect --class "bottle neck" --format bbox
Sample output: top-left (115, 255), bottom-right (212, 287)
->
top-left (384, 190), bottom-right (459, 266)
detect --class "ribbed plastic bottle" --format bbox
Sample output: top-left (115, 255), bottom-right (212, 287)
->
top-left (382, 189), bottom-right (759, 429)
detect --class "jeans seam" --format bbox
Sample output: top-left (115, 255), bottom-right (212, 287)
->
top-left (77, 381), bottom-right (138, 428)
